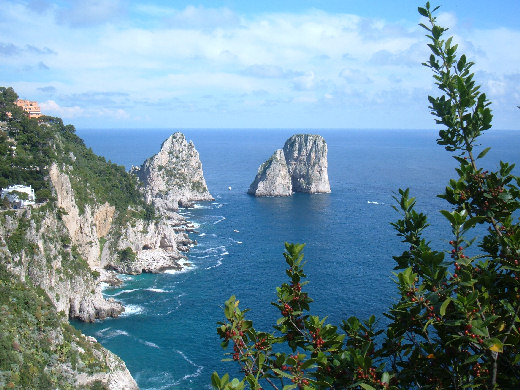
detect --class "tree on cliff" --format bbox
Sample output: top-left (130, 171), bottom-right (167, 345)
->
top-left (212, 3), bottom-right (520, 389)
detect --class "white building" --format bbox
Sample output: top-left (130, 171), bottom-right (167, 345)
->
top-left (1, 185), bottom-right (36, 208)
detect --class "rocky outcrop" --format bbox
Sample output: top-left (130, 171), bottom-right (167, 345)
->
top-left (102, 216), bottom-right (193, 274)
top-left (133, 132), bottom-right (213, 213)
top-left (248, 134), bottom-right (330, 196)
top-left (76, 341), bottom-right (139, 390)
top-left (247, 149), bottom-right (292, 197)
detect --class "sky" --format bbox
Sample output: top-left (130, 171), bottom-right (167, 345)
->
top-left (1, 0), bottom-right (519, 129)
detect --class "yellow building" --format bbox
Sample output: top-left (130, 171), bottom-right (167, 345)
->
top-left (15, 99), bottom-right (42, 118)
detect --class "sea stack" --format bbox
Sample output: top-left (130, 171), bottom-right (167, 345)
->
top-left (248, 134), bottom-right (330, 196)
top-left (133, 132), bottom-right (213, 211)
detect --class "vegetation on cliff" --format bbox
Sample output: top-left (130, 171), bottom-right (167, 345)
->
top-left (0, 264), bottom-right (111, 389)
top-left (214, 4), bottom-right (519, 389)
top-left (0, 88), bottom-right (146, 387)
top-left (0, 86), bottom-right (150, 220)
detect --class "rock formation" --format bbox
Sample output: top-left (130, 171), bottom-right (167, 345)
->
top-left (247, 149), bottom-right (292, 197)
top-left (133, 132), bottom-right (213, 212)
top-left (248, 134), bottom-right (331, 196)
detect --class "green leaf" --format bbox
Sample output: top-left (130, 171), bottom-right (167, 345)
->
top-left (462, 216), bottom-right (485, 231)
top-left (360, 384), bottom-right (377, 390)
top-left (477, 147), bottom-right (491, 159)
top-left (440, 210), bottom-right (456, 225)
top-left (440, 297), bottom-right (452, 317)
top-left (457, 54), bottom-right (467, 72)
top-left (418, 7), bottom-right (429, 17)
top-left (258, 353), bottom-right (265, 367)
top-left (211, 372), bottom-right (221, 388)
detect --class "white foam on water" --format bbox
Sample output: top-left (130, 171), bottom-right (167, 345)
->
top-left (161, 292), bottom-right (186, 316)
top-left (367, 200), bottom-right (384, 205)
top-left (205, 258), bottom-right (223, 270)
top-left (164, 265), bottom-right (194, 275)
top-left (187, 222), bottom-right (201, 229)
top-left (193, 203), bottom-right (211, 209)
top-left (198, 232), bottom-right (206, 237)
top-left (145, 288), bottom-right (168, 293)
top-left (117, 274), bottom-right (134, 281)
top-left (172, 350), bottom-right (204, 385)
top-left (121, 304), bottom-right (144, 316)
top-left (143, 340), bottom-right (160, 349)
top-left (96, 328), bottom-right (130, 340)
top-left (108, 288), bottom-right (141, 297)
top-left (213, 216), bottom-right (226, 224)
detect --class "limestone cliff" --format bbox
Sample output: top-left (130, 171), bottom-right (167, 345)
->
top-left (247, 149), bottom-right (292, 197)
top-left (133, 132), bottom-right (213, 212)
top-left (248, 134), bottom-right (331, 196)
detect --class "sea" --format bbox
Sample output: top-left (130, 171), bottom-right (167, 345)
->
top-left (73, 128), bottom-right (519, 389)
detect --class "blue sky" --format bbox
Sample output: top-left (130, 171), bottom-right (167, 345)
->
top-left (1, 0), bottom-right (519, 129)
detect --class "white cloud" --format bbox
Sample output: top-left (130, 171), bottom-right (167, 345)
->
top-left (1, 2), bottom-right (518, 129)
top-left (40, 100), bottom-right (84, 118)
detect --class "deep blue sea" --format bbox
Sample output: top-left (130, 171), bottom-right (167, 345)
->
top-left (73, 128), bottom-right (519, 389)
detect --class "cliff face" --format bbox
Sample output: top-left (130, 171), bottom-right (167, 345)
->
top-left (133, 132), bottom-right (213, 212)
top-left (284, 134), bottom-right (331, 193)
top-left (0, 199), bottom-right (123, 323)
top-left (248, 134), bottom-right (330, 196)
top-left (247, 149), bottom-right (292, 197)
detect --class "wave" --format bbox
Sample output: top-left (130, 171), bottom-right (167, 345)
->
top-left (192, 245), bottom-right (227, 255)
top-left (205, 258), bottom-right (223, 270)
top-left (367, 200), bottom-right (384, 205)
top-left (164, 265), bottom-right (194, 275)
top-left (160, 292), bottom-right (186, 316)
top-left (145, 288), bottom-right (168, 293)
top-left (95, 328), bottom-right (130, 340)
top-left (142, 340), bottom-right (160, 349)
top-left (187, 222), bottom-right (201, 229)
top-left (213, 216), bottom-right (226, 225)
top-left (173, 350), bottom-right (204, 385)
top-left (198, 232), bottom-right (206, 237)
top-left (106, 288), bottom-right (141, 297)
top-left (121, 304), bottom-right (144, 316)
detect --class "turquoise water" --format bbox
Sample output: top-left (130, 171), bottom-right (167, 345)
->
top-left (74, 128), bottom-right (519, 389)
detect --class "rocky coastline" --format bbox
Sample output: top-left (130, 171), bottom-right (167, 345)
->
top-left (0, 125), bottom-right (212, 388)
